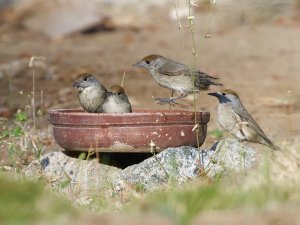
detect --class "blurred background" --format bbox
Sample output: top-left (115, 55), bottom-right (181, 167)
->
top-left (0, 0), bottom-right (299, 151)
top-left (0, 0), bottom-right (300, 224)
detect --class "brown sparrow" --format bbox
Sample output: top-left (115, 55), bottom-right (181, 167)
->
top-left (73, 73), bottom-right (107, 113)
top-left (100, 85), bottom-right (132, 113)
top-left (208, 89), bottom-right (280, 150)
top-left (133, 54), bottom-right (222, 104)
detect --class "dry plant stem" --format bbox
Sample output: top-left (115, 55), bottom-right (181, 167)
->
top-left (150, 141), bottom-right (169, 179)
top-left (27, 134), bottom-right (39, 155)
top-left (172, 1), bottom-right (216, 165)
top-left (8, 64), bottom-right (13, 108)
top-left (153, 153), bottom-right (170, 180)
top-left (32, 65), bottom-right (36, 130)
top-left (239, 142), bottom-right (246, 175)
top-left (29, 56), bottom-right (46, 130)
top-left (40, 90), bottom-right (43, 115)
top-left (29, 57), bottom-right (36, 130)
top-left (173, 0), bottom-right (182, 29)
top-left (204, 0), bottom-right (216, 38)
top-left (120, 72), bottom-right (126, 87)
top-left (93, 136), bottom-right (100, 163)
top-left (187, 0), bottom-right (202, 163)
top-left (204, 139), bottom-right (226, 172)
top-left (287, 90), bottom-right (292, 144)
top-left (262, 150), bottom-right (271, 186)
top-left (87, 146), bottom-right (97, 160)
top-left (96, 151), bottom-right (100, 163)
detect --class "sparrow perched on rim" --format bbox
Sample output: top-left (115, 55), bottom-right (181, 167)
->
top-left (73, 73), bottom-right (107, 113)
top-left (100, 85), bottom-right (132, 113)
top-left (208, 89), bottom-right (280, 150)
top-left (132, 54), bottom-right (222, 104)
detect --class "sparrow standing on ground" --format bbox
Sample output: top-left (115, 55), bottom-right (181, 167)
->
top-left (73, 73), bottom-right (107, 113)
top-left (208, 89), bottom-right (280, 150)
top-left (100, 85), bottom-right (132, 113)
top-left (132, 54), bottom-right (222, 104)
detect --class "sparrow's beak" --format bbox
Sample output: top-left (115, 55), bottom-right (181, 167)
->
top-left (208, 92), bottom-right (220, 98)
top-left (107, 91), bottom-right (113, 97)
top-left (132, 61), bottom-right (142, 68)
top-left (72, 82), bottom-right (79, 88)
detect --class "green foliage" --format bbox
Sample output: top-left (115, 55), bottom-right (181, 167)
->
top-left (15, 111), bottom-right (27, 122)
top-left (8, 143), bottom-right (16, 158)
top-left (0, 109), bottom-right (45, 168)
top-left (134, 183), bottom-right (146, 193)
top-left (0, 112), bottom-right (27, 139)
top-left (78, 152), bottom-right (87, 160)
top-left (60, 179), bottom-right (71, 189)
top-left (11, 126), bottom-right (24, 137)
top-left (0, 126), bottom-right (24, 138)
top-left (142, 182), bottom-right (291, 225)
top-left (0, 174), bottom-right (77, 225)
top-left (209, 129), bottom-right (224, 139)
top-left (37, 109), bottom-right (43, 117)
top-left (0, 129), bottom-right (10, 138)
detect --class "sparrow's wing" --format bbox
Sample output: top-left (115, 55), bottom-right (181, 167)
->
top-left (188, 69), bottom-right (219, 80)
top-left (158, 60), bottom-right (222, 89)
top-left (158, 60), bottom-right (218, 78)
top-left (233, 104), bottom-right (273, 143)
top-left (158, 60), bottom-right (189, 76)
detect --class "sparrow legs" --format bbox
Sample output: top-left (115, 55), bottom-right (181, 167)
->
top-left (169, 91), bottom-right (174, 109)
top-left (153, 93), bottom-right (189, 105)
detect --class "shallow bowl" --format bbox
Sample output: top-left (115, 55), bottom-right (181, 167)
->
top-left (48, 109), bottom-right (210, 152)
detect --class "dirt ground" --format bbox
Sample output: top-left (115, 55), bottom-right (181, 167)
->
top-left (0, 3), bottom-right (299, 157)
top-left (1, 2), bottom-right (299, 151)
top-left (0, 1), bottom-right (300, 223)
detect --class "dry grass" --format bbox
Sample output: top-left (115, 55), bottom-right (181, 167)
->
top-left (127, 141), bottom-right (300, 225)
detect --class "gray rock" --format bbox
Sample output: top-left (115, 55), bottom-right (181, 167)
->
top-left (114, 146), bottom-right (203, 192)
top-left (205, 138), bottom-right (257, 177)
top-left (24, 151), bottom-right (121, 205)
top-left (24, 138), bottom-right (257, 197)
top-left (114, 138), bottom-right (257, 192)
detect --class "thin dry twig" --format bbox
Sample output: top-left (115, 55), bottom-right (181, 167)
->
top-left (29, 56), bottom-right (47, 130)
top-left (120, 72), bottom-right (126, 87)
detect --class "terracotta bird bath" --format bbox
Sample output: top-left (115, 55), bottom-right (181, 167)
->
top-left (49, 109), bottom-right (210, 152)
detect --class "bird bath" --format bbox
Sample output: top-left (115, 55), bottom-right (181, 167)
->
top-left (48, 109), bottom-right (210, 152)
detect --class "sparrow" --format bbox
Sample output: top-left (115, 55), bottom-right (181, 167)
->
top-left (73, 73), bottom-right (107, 113)
top-left (100, 85), bottom-right (132, 113)
top-left (132, 54), bottom-right (222, 104)
top-left (208, 89), bottom-right (280, 150)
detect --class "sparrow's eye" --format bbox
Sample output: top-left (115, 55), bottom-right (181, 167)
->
top-left (222, 92), bottom-right (226, 96)
top-left (83, 77), bottom-right (88, 81)
top-left (145, 60), bottom-right (150, 64)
